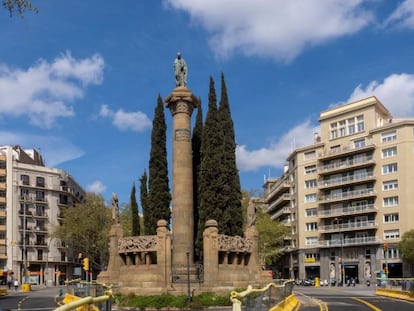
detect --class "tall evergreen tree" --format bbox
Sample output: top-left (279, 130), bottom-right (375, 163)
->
top-left (196, 77), bottom-right (224, 258)
top-left (192, 100), bottom-right (203, 262)
top-left (218, 73), bottom-right (244, 236)
top-left (130, 182), bottom-right (140, 236)
top-left (147, 95), bottom-right (171, 234)
top-left (139, 171), bottom-right (149, 235)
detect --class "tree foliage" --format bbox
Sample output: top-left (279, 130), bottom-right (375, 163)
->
top-left (130, 182), bottom-right (140, 236)
top-left (192, 101), bottom-right (203, 261)
top-left (398, 229), bottom-right (414, 264)
top-left (217, 73), bottom-right (243, 237)
top-left (2, 0), bottom-right (37, 17)
top-left (147, 95), bottom-right (171, 234)
top-left (53, 193), bottom-right (111, 272)
top-left (139, 171), bottom-right (149, 235)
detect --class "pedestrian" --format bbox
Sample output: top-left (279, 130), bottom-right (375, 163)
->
top-left (7, 275), bottom-right (12, 289)
top-left (14, 279), bottom-right (19, 291)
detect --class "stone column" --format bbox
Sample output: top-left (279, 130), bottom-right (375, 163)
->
top-left (165, 86), bottom-right (198, 265)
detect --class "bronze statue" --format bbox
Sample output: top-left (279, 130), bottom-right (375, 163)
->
top-left (174, 52), bottom-right (188, 87)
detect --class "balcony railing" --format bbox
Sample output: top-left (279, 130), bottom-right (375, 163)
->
top-left (318, 203), bottom-right (377, 218)
top-left (265, 193), bottom-right (291, 213)
top-left (318, 141), bottom-right (375, 159)
top-left (319, 188), bottom-right (376, 203)
top-left (318, 155), bottom-right (374, 173)
top-left (269, 206), bottom-right (291, 220)
top-left (319, 220), bottom-right (377, 232)
top-left (319, 236), bottom-right (380, 247)
top-left (266, 180), bottom-right (291, 200)
top-left (318, 172), bottom-right (376, 188)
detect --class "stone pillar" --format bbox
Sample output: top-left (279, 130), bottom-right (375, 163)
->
top-left (165, 86), bottom-right (199, 265)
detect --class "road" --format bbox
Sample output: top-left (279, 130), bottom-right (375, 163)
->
top-left (294, 284), bottom-right (414, 311)
top-left (0, 286), bottom-right (62, 311)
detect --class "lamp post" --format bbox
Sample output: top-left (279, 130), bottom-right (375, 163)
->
top-left (334, 218), bottom-right (345, 286)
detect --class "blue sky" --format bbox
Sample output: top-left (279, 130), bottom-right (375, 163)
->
top-left (1, 0), bottom-right (414, 206)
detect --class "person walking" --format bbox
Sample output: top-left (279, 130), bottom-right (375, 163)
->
top-left (14, 279), bottom-right (19, 291)
top-left (7, 275), bottom-right (12, 289)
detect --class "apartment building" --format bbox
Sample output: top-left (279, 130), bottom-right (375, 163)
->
top-left (263, 96), bottom-right (414, 284)
top-left (0, 145), bottom-right (85, 285)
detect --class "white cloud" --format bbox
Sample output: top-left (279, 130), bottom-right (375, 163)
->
top-left (99, 104), bottom-right (152, 132)
top-left (236, 120), bottom-right (319, 171)
top-left (0, 52), bottom-right (104, 128)
top-left (0, 131), bottom-right (84, 167)
top-left (384, 0), bottom-right (414, 29)
top-left (346, 73), bottom-right (414, 116)
top-left (165, 0), bottom-right (373, 62)
top-left (87, 180), bottom-right (107, 194)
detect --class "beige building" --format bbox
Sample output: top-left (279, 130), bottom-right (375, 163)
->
top-left (0, 145), bottom-right (85, 285)
top-left (263, 96), bottom-right (414, 284)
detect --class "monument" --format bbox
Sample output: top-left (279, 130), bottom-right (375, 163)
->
top-left (97, 54), bottom-right (271, 295)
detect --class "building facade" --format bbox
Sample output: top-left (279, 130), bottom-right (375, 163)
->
top-left (263, 96), bottom-right (414, 284)
top-left (0, 145), bottom-right (85, 285)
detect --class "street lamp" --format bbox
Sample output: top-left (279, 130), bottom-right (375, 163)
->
top-left (334, 217), bottom-right (345, 286)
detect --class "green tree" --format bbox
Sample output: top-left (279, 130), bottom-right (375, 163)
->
top-left (139, 171), bottom-right (149, 235)
top-left (192, 100), bottom-right (203, 261)
top-left (3, 0), bottom-right (37, 17)
top-left (147, 95), bottom-right (171, 234)
top-left (130, 182), bottom-right (140, 236)
top-left (53, 193), bottom-right (111, 272)
top-left (398, 229), bottom-right (414, 264)
top-left (196, 77), bottom-right (223, 258)
top-left (120, 202), bottom-right (132, 236)
top-left (218, 73), bottom-right (243, 237)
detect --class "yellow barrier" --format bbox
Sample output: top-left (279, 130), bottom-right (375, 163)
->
top-left (22, 283), bottom-right (31, 292)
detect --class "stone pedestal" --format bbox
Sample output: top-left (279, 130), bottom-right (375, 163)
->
top-left (165, 86), bottom-right (199, 265)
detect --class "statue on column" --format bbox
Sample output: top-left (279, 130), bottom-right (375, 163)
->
top-left (174, 52), bottom-right (188, 87)
top-left (247, 200), bottom-right (257, 228)
top-left (112, 192), bottom-right (120, 224)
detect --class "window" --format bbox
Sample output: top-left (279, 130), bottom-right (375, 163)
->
top-left (305, 193), bottom-right (317, 203)
top-left (357, 115), bottom-right (364, 132)
top-left (386, 247), bottom-right (400, 259)
top-left (35, 191), bottom-right (45, 201)
top-left (382, 147), bottom-right (397, 158)
top-left (304, 165), bottom-right (317, 174)
top-left (381, 130), bottom-right (397, 142)
top-left (59, 194), bottom-right (68, 205)
top-left (306, 222), bottom-right (318, 231)
top-left (382, 163), bottom-right (398, 174)
top-left (304, 150), bottom-right (316, 160)
top-left (305, 237), bottom-right (318, 246)
top-left (383, 196), bottom-right (399, 207)
top-left (36, 176), bottom-right (45, 187)
top-left (330, 130), bottom-right (338, 139)
top-left (354, 138), bottom-right (365, 148)
top-left (383, 180), bottom-right (398, 191)
top-left (384, 213), bottom-right (399, 223)
top-left (305, 208), bottom-right (317, 217)
top-left (21, 174), bottom-right (30, 185)
top-left (384, 229), bottom-right (400, 239)
top-left (305, 179), bottom-right (317, 189)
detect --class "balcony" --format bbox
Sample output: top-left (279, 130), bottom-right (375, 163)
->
top-left (318, 155), bottom-right (374, 175)
top-left (265, 193), bottom-right (291, 213)
top-left (318, 188), bottom-right (376, 204)
top-left (318, 220), bottom-right (377, 233)
top-left (318, 203), bottom-right (378, 218)
top-left (319, 236), bottom-right (380, 247)
top-left (0, 182), bottom-right (5, 190)
top-left (318, 172), bottom-right (376, 189)
top-left (33, 212), bottom-right (48, 218)
top-left (265, 180), bottom-right (291, 201)
top-left (0, 210), bottom-right (6, 217)
top-left (318, 141), bottom-right (375, 160)
top-left (269, 206), bottom-right (291, 220)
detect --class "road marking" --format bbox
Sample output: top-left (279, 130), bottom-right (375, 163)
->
top-left (310, 297), bottom-right (328, 311)
top-left (352, 297), bottom-right (382, 311)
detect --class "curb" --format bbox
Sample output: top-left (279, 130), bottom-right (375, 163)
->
top-left (376, 288), bottom-right (414, 302)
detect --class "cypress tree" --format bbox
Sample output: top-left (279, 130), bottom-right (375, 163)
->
top-left (196, 77), bottom-right (224, 258)
top-left (147, 95), bottom-right (171, 234)
top-left (218, 73), bottom-right (243, 236)
top-left (192, 100), bottom-right (203, 262)
top-left (130, 182), bottom-right (140, 236)
top-left (139, 171), bottom-right (149, 235)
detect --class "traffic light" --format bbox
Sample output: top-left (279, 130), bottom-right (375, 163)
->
top-left (82, 257), bottom-right (89, 271)
top-left (384, 266), bottom-right (389, 274)
top-left (383, 243), bottom-right (388, 251)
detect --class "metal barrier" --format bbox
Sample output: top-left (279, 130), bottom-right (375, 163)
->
top-left (54, 280), bottom-right (112, 311)
top-left (230, 280), bottom-right (295, 311)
